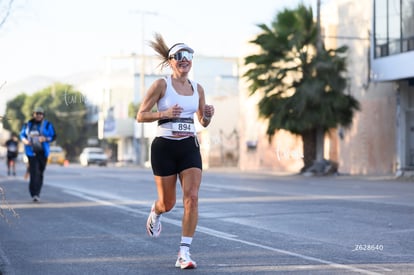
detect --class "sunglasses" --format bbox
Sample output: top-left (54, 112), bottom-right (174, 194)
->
top-left (35, 112), bottom-right (44, 115)
top-left (169, 51), bottom-right (193, 61)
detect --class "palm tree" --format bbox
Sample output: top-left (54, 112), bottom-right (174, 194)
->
top-left (244, 4), bottom-right (360, 172)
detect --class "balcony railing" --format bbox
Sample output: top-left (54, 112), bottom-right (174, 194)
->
top-left (375, 36), bottom-right (414, 58)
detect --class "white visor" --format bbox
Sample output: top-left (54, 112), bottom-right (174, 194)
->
top-left (169, 43), bottom-right (194, 56)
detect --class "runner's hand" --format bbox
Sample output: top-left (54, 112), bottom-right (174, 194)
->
top-left (165, 104), bottom-right (183, 118)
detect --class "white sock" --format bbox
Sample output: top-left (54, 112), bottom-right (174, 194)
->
top-left (180, 236), bottom-right (192, 254)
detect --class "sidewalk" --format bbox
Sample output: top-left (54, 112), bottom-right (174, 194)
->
top-left (204, 166), bottom-right (414, 182)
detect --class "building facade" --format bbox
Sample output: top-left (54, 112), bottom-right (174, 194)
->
top-left (371, 0), bottom-right (414, 173)
top-left (238, 0), bottom-right (414, 175)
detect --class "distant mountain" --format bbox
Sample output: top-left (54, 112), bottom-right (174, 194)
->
top-left (1, 75), bottom-right (56, 95)
top-left (60, 71), bottom-right (103, 87)
top-left (0, 75), bottom-right (56, 114)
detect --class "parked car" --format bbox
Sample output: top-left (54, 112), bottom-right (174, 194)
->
top-left (79, 147), bottom-right (108, 166)
top-left (48, 146), bottom-right (66, 165)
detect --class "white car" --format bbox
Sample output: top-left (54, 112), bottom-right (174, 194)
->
top-left (79, 147), bottom-right (108, 166)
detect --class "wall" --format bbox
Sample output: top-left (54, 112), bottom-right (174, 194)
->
top-left (334, 0), bottom-right (397, 175)
top-left (238, 72), bottom-right (304, 173)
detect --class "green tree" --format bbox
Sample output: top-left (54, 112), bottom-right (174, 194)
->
top-left (244, 4), bottom-right (360, 171)
top-left (2, 93), bottom-right (27, 134)
top-left (128, 102), bottom-right (140, 119)
top-left (4, 83), bottom-right (90, 160)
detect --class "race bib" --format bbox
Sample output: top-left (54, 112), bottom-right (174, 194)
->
top-left (29, 130), bottom-right (40, 137)
top-left (171, 118), bottom-right (195, 136)
top-left (29, 130), bottom-right (44, 153)
top-left (7, 144), bottom-right (17, 152)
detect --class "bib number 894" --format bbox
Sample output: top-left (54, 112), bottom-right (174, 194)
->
top-left (172, 122), bottom-right (195, 135)
top-left (178, 123), bottom-right (192, 131)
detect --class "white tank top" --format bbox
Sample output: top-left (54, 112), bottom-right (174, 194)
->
top-left (156, 75), bottom-right (199, 137)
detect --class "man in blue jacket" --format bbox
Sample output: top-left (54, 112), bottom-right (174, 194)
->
top-left (20, 107), bottom-right (56, 202)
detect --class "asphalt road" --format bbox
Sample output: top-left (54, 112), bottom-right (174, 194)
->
top-left (0, 164), bottom-right (413, 274)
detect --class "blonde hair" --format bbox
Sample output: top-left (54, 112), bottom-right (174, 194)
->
top-left (149, 33), bottom-right (170, 70)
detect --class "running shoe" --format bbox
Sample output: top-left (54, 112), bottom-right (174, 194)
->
top-left (32, 196), bottom-right (40, 202)
top-left (146, 203), bottom-right (161, 237)
top-left (175, 250), bottom-right (197, 269)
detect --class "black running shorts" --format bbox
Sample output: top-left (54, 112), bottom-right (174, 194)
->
top-left (151, 136), bottom-right (202, 176)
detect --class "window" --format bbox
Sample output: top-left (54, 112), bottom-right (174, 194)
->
top-left (374, 0), bottom-right (388, 57)
top-left (402, 0), bottom-right (414, 51)
top-left (374, 0), bottom-right (414, 58)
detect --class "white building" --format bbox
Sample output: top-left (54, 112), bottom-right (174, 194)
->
top-left (371, 0), bottom-right (414, 173)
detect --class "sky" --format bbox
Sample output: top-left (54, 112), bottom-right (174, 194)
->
top-left (0, 0), bottom-right (317, 83)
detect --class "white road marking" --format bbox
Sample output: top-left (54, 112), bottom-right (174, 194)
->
top-left (60, 186), bottom-right (384, 275)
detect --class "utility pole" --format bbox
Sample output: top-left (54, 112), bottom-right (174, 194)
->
top-left (315, 0), bottom-right (325, 162)
top-left (316, 0), bottom-right (323, 52)
top-left (139, 12), bottom-right (146, 167)
top-left (131, 10), bottom-right (158, 166)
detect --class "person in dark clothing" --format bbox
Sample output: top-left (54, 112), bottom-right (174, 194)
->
top-left (5, 133), bottom-right (19, 176)
top-left (20, 107), bottom-right (56, 202)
